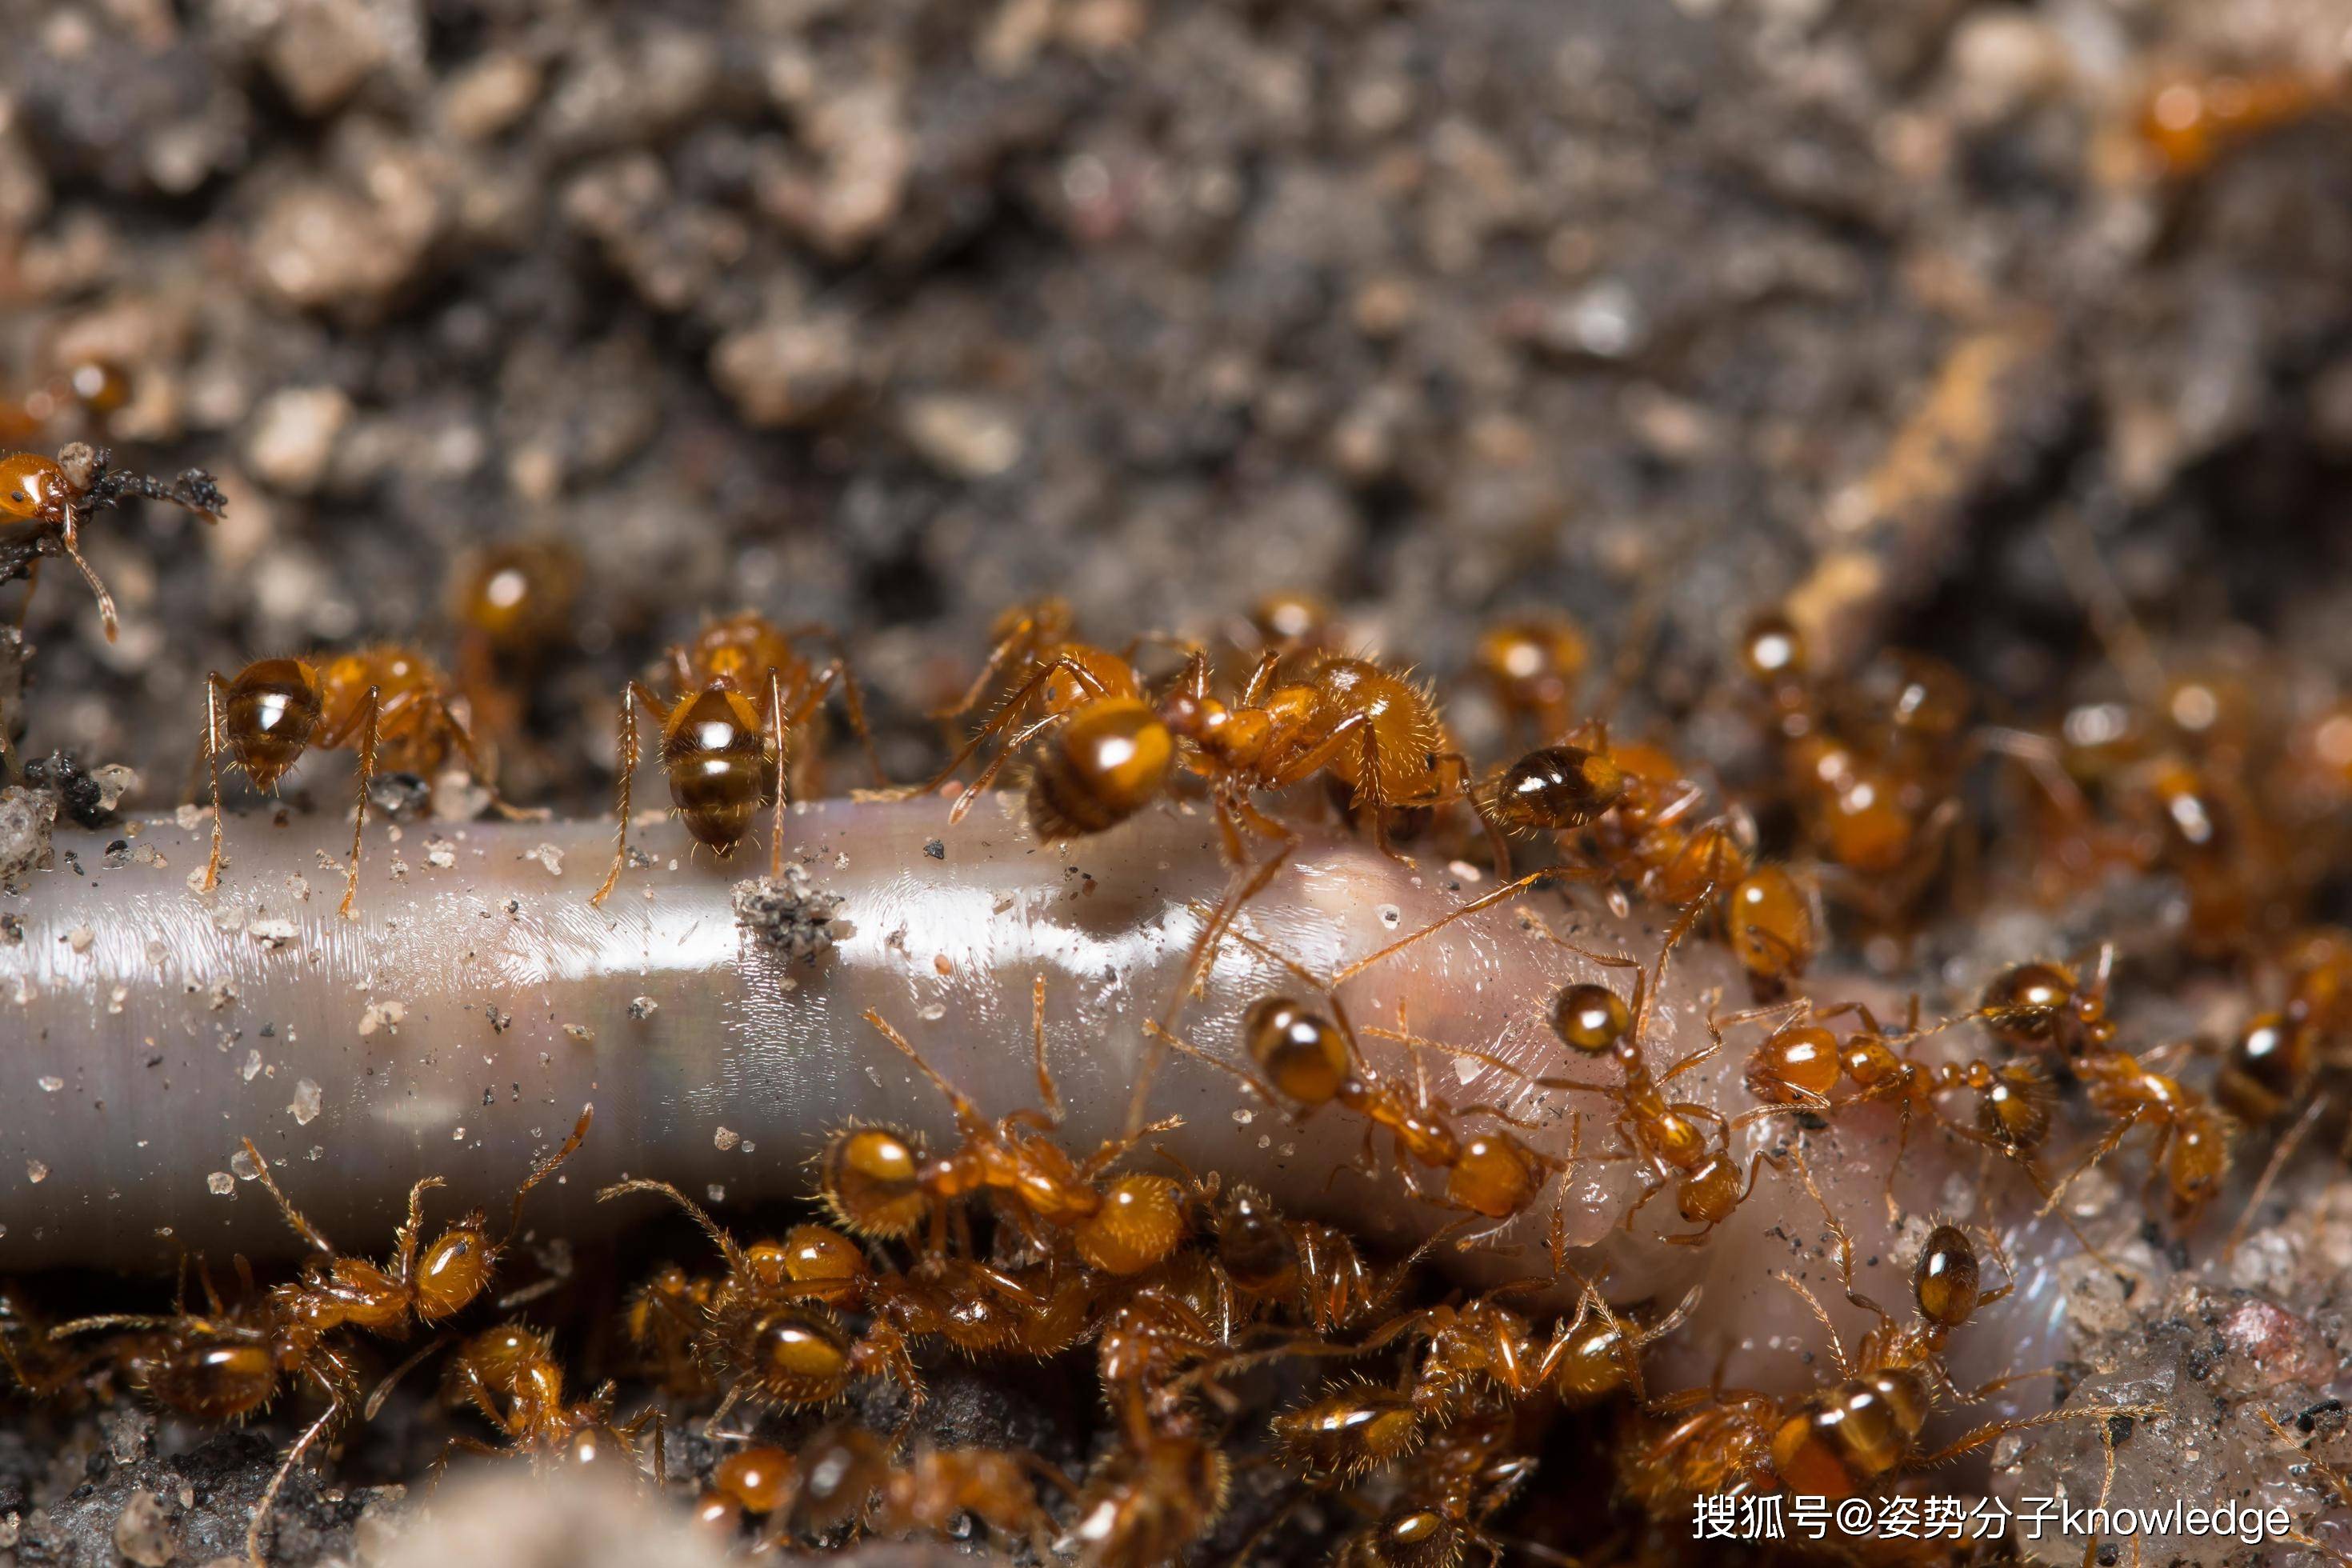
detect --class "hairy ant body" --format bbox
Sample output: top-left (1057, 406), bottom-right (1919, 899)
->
top-left (441, 1322), bottom-right (659, 1477)
top-left (2, 443), bottom-right (222, 642)
top-left (596, 1180), bottom-right (923, 1425)
top-left (200, 646), bottom-right (494, 917)
top-left (591, 612), bottom-right (880, 905)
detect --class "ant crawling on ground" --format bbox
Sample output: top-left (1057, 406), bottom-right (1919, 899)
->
top-left (50, 1108), bottom-right (591, 1566)
top-left (590, 611), bottom-right (882, 906)
top-left (199, 646), bottom-right (509, 917)
top-left (2, 442), bottom-right (222, 642)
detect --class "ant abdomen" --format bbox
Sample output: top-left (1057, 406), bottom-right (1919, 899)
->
top-left (222, 658), bottom-right (326, 789)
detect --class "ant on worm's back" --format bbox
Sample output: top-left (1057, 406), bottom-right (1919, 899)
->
top-left (591, 612), bottom-right (881, 905)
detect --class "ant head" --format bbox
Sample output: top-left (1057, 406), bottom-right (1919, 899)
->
top-left (0, 453), bottom-right (71, 528)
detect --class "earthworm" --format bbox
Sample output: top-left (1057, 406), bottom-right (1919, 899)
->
top-left (0, 794), bottom-right (2084, 1408)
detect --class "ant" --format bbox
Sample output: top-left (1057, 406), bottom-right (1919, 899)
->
top-left (899, 598), bottom-right (1180, 839)
top-left (1974, 951), bottom-right (2118, 1058)
top-left (1473, 614), bottom-right (1588, 745)
top-left (2, 442), bottom-right (222, 642)
top-left (590, 611), bottom-right (882, 906)
top-left (758, 1216), bottom-right (1103, 1358)
top-left (1183, 1174), bottom-right (1425, 1336)
top-left (2042, 1042), bottom-right (2236, 1222)
top-left (1768, 1150), bottom-right (2159, 1502)
top-left (199, 646), bottom-right (498, 918)
top-left (1331, 1411), bottom-right (1538, 1568)
top-left (1722, 863), bottom-right (1818, 997)
top-left (1147, 931), bottom-right (1571, 1240)
top-left (1536, 919), bottom-right (1794, 1245)
top-left (595, 1178), bottom-right (923, 1427)
top-left (53, 1108), bottom-right (590, 1566)
top-left (821, 980), bottom-right (1190, 1275)
top-left (1158, 646), bottom-right (1496, 863)
top-left (439, 1321), bottom-right (661, 1478)
top-left (1062, 1386), bottom-right (1232, 1568)
top-left (1737, 613), bottom-right (1971, 909)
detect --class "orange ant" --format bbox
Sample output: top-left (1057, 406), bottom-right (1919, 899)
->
top-left (1146, 930), bottom-right (1571, 1241)
top-left (1473, 614), bottom-right (1589, 744)
top-left (439, 1321), bottom-right (661, 1478)
top-left (1767, 1149), bottom-right (2158, 1502)
top-left (53, 1109), bottom-right (590, 1565)
top-left (761, 1216), bottom-right (1103, 1358)
top-left (1974, 950), bottom-right (2118, 1058)
top-left (199, 646), bottom-right (498, 917)
top-left (1184, 1174), bottom-right (1425, 1336)
top-left (594, 1178), bottom-right (924, 1427)
top-left (1330, 1411), bottom-right (1538, 1568)
top-left (1063, 1386), bottom-right (1232, 1568)
top-left (818, 980), bottom-right (1190, 1275)
top-left (590, 611), bottom-right (882, 906)
top-left (2, 443), bottom-right (222, 642)
top-left (1535, 918), bottom-right (1796, 1245)
top-left (2041, 1042), bottom-right (2237, 1222)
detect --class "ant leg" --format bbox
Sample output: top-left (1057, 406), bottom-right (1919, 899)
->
top-left (1786, 1142), bottom-right (1893, 1330)
top-left (1141, 1020), bottom-right (1283, 1109)
top-left (318, 685), bottom-right (382, 919)
top-left (929, 610), bottom-right (1054, 723)
top-left (862, 1008), bottom-right (988, 1133)
top-left (1772, 1270), bottom-right (1854, 1380)
top-left (905, 654), bottom-right (1110, 800)
top-left (1238, 650), bottom-right (1282, 707)
top-left (1914, 1402), bottom-right (2165, 1470)
top-left (796, 654), bottom-right (886, 786)
top-left (58, 507), bottom-right (118, 643)
top-left (2224, 1093), bottom-right (2329, 1262)
top-left (767, 669), bottom-right (790, 879)
top-left (1029, 975), bottom-right (1061, 1126)
top-left (1330, 864), bottom-right (1608, 984)
top-left (590, 682), bottom-right (667, 907)
top-left (950, 709), bottom-right (1066, 825)
top-left (201, 672), bottom-right (232, 894)
top-left (2035, 1109), bottom-right (2145, 1219)
top-left (504, 1105), bottom-right (594, 1242)
top-left (236, 1138), bottom-right (341, 1256)
top-left (248, 1399), bottom-right (341, 1566)
top-left (1143, 842), bottom-right (1297, 1127)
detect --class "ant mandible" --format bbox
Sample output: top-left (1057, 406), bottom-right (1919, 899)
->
top-left (2, 443), bottom-right (222, 642)
top-left (199, 646), bottom-right (497, 918)
top-left (590, 612), bottom-right (882, 906)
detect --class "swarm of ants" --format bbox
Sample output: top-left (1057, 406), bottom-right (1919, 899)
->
top-left (7, 73), bottom-right (2352, 1567)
